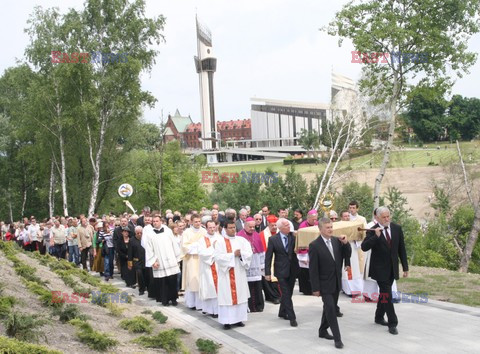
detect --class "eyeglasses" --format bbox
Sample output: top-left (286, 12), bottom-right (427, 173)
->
top-left (255, 218), bottom-right (262, 221)
top-left (330, 217), bottom-right (337, 221)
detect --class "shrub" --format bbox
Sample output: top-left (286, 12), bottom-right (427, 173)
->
top-left (196, 338), bottom-right (221, 354)
top-left (133, 329), bottom-right (185, 352)
top-left (0, 296), bottom-right (16, 318)
top-left (141, 309), bottom-right (153, 315)
top-left (55, 304), bottom-right (88, 323)
top-left (105, 303), bottom-right (125, 317)
top-left (0, 335), bottom-right (61, 354)
top-left (4, 311), bottom-right (47, 342)
top-left (119, 316), bottom-right (153, 334)
top-left (69, 319), bottom-right (118, 351)
top-left (24, 281), bottom-right (63, 309)
top-left (152, 311), bottom-right (168, 324)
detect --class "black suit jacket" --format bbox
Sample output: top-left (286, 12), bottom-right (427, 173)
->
top-left (361, 222), bottom-right (409, 281)
top-left (309, 236), bottom-right (351, 295)
top-left (265, 232), bottom-right (300, 279)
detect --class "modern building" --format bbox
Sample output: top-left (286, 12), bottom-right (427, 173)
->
top-left (194, 17), bottom-right (217, 150)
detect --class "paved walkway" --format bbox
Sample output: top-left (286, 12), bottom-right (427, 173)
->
top-left (110, 278), bottom-right (480, 353)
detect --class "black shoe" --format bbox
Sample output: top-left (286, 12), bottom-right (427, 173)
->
top-left (278, 314), bottom-right (289, 320)
top-left (211, 314), bottom-right (218, 318)
top-left (223, 324), bottom-right (231, 330)
top-left (202, 312), bottom-right (207, 315)
top-left (172, 300), bottom-right (178, 306)
top-left (272, 298), bottom-right (280, 304)
top-left (162, 303), bottom-right (170, 307)
top-left (336, 311), bottom-right (343, 317)
top-left (189, 307), bottom-right (196, 310)
top-left (388, 327), bottom-right (398, 335)
top-left (335, 340), bottom-right (344, 349)
top-left (290, 320), bottom-right (298, 327)
top-left (234, 322), bottom-right (245, 327)
top-left (319, 330), bottom-right (334, 340)
top-left (139, 291), bottom-right (145, 296)
top-left (375, 319), bottom-right (389, 326)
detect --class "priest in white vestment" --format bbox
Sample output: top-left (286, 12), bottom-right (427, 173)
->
top-left (198, 220), bottom-right (221, 316)
top-left (181, 214), bottom-right (207, 309)
top-left (342, 202), bottom-right (367, 296)
top-left (214, 220), bottom-right (253, 329)
top-left (144, 215), bottom-right (181, 306)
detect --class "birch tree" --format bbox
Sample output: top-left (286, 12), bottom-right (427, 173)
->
top-left (325, 0), bottom-right (480, 208)
top-left (456, 141), bottom-right (480, 272)
top-left (313, 88), bottom-right (370, 209)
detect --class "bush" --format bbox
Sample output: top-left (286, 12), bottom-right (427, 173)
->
top-left (152, 311), bottom-right (168, 324)
top-left (119, 316), bottom-right (153, 334)
top-left (0, 335), bottom-right (61, 354)
top-left (24, 281), bottom-right (63, 309)
top-left (196, 338), bottom-right (221, 354)
top-left (0, 296), bottom-right (16, 318)
top-left (133, 329), bottom-right (186, 352)
top-left (4, 311), bottom-right (47, 342)
top-left (55, 304), bottom-right (88, 323)
top-left (105, 303), bottom-right (125, 317)
top-left (69, 319), bottom-right (118, 351)
top-left (283, 157), bottom-right (319, 165)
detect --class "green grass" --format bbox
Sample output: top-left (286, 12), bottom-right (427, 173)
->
top-left (208, 140), bottom-right (480, 177)
top-left (133, 329), bottom-right (187, 352)
top-left (119, 316), bottom-right (153, 334)
top-left (69, 319), bottom-right (118, 351)
top-left (0, 335), bottom-right (61, 354)
top-left (196, 338), bottom-right (221, 354)
top-left (396, 266), bottom-right (480, 307)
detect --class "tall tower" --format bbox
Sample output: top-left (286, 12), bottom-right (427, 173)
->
top-left (194, 16), bottom-right (217, 150)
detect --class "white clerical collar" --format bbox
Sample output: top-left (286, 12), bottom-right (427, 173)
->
top-left (350, 213), bottom-right (357, 220)
top-left (192, 226), bottom-right (201, 233)
top-left (206, 233), bottom-right (215, 238)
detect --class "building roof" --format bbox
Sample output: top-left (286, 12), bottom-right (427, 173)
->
top-left (170, 109), bottom-right (193, 133)
top-left (185, 122), bottom-right (202, 132)
top-left (217, 119), bottom-right (251, 130)
top-left (250, 97), bottom-right (330, 110)
top-left (164, 127), bottom-right (174, 136)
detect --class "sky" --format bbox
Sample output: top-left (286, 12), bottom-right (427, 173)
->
top-left (1, 0), bottom-right (480, 125)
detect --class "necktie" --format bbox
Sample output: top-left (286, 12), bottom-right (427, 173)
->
top-left (326, 239), bottom-right (335, 260)
top-left (283, 235), bottom-right (288, 252)
top-left (153, 228), bottom-right (164, 234)
top-left (384, 227), bottom-right (391, 247)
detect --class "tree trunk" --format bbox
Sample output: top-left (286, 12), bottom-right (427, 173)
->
top-left (87, 112), bottom-right (108, 217)
top-left (459, 209), bottom-right (480, 272)
top-left (54, 82), bottom-right (69, 217)
top-left (59, 133), bottom-right (68, 216)
top-left (49, 159), bottom-right (56, 218)
top-left (373, 75), bottom-right (399, 209)
top-left (21, 168), bottom-right (27, 218)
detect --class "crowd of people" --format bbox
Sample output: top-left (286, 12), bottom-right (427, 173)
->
top-left (0, 201), bottom-right (409, 349)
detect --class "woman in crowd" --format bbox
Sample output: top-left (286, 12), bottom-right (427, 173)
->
top-left (92, 221), bottom-right (105, 276)
top-left (98, 223), bottom-right (115, 282)
top-left (117, 227), bottom-right (136, 287)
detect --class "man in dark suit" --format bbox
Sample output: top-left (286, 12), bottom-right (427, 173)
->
top-left (235, 208), bottom-right (248, 232)
top-left (309, 217), bottom-right (351, 349)
top-left (265, 218), bottom-right (300, 327)
top-left (361, 206), bottom-right (408, 335)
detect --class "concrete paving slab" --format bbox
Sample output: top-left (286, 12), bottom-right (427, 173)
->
top-left (104, 274), bottom-right (480, 354)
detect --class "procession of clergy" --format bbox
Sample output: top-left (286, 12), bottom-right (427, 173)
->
top-left (141, 201), bottom-right (409, 350)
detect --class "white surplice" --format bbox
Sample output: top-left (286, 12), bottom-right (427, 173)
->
top-left (182, 226), bottom-right (207, 308)
top-left (214, 235), bottom-right (252, 325)
top-left (342, 214), bottom-right (367, 295)
top-left (144, 225), bottom-right (181, 278)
